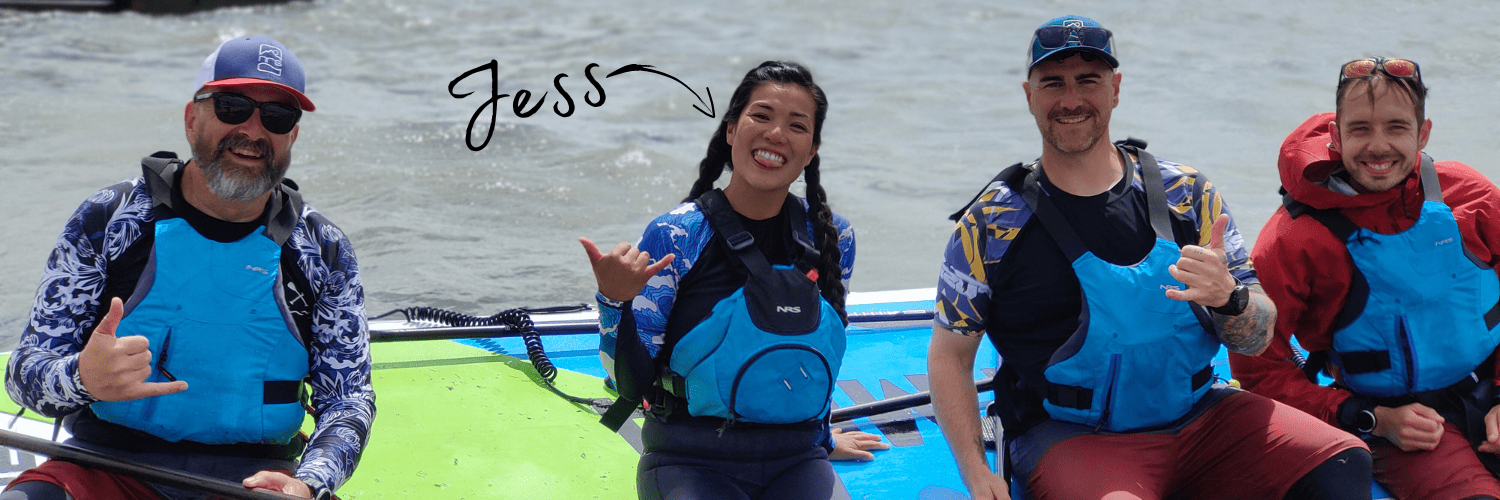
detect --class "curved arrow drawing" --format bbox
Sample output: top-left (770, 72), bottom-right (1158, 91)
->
top-left (605, 64), bottom-right (716, 118)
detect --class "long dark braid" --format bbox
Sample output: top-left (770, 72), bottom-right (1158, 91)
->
top-left (686, 119), bottom-right (733, 201)
top-left (683, 61), bottom-right (846, 318)
top-left (800, 154), bottom-right (847, 322)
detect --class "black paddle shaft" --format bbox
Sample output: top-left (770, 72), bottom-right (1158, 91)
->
top-left (0, 428), bottom-right (303, 500)
top-left (830, 376), bottom-right (995, 423)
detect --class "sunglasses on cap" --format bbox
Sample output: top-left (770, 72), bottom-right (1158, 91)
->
top-left (193, 92), bottom-right (302, 135)
top-left (1339, 58), bottom-right (1421, 85)
top-left (1033, 25), bottom-right (1113, 52)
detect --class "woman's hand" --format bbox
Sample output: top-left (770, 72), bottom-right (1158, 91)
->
top-left (580, 237), bottom-right (675, 303)
top-left (829, 427), bottom-right (890, 461)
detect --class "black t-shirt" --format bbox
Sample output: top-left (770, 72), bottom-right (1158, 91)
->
top-left (662, 207), bottom-right (795, 360)
top-left (986, 166), bottom-right (1202, 434)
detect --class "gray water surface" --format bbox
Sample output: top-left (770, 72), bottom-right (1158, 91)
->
top-left (3, 0), bottom-right (1499, 349)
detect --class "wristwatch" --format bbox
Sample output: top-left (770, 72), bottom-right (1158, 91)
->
top-left (1354, 408), bottom-right (1378, 434)
top-left (1338, 397), bottom-right (1379, 435)
top-left (1207, 278), bottom-right (1250, 316)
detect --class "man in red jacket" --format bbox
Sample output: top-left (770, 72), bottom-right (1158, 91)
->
top-left (1231, 57), bottom-right (1500, 500)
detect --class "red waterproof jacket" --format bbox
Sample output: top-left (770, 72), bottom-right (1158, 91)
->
top-left (1228, 112), bottom-right (1500, 428)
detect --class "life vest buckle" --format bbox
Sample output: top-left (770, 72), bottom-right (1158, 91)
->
top-left (725, 231), bottom-right (756, 251)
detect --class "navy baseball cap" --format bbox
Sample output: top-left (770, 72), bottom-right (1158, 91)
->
top-left (1027, 15), bottom-right (1119, 71)
top-left (194, 36), bottom-right (315, 111)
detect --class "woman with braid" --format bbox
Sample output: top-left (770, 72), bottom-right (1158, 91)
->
top-left (581, 61), bottom-right (885, 500)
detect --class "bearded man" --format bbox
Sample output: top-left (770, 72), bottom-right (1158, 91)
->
top-left (4, 36), bottom-right (374, 500)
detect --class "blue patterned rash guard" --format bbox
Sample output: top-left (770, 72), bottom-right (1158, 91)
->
top-left (933, 150), bottom-right (1255, 434)
top-left (596, 196), bottom-right (855, 384)
top-left (6, 168), bottom-right (375, 495)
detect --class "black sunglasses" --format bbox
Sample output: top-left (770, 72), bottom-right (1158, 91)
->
top-left (193, 92), bottom-right (302, 135)
top-left (1033, 25), bottom-right (1113, 51)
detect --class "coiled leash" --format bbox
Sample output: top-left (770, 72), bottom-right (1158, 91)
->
top-left (372, 305), bottom-right (613, 410)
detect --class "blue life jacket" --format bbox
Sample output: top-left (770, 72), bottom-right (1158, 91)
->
top-left (668, 189), bottom-right (845, 424)
top-left (598, 189), bottom-right (846, 430)
top-left (1026, 146), bottom-right (1221, 432)
top-left (92, 156), bottom-right (311, 445)
top-left (1290, 155), bottom-right (1500, 398)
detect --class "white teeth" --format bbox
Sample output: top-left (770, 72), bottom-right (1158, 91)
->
top-left (754, 150), bottom-right (785, 165)
top-left (1058, 115), bottom-right (1087, 124)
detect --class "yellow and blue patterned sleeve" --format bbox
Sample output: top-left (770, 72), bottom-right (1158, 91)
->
top-left (935, 182), bottom-right (1031, 336)
top-left (1156, 159), bottom-right (1256, 284)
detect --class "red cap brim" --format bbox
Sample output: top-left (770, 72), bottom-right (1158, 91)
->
top-left (204, 78), bottom-right (316, 112)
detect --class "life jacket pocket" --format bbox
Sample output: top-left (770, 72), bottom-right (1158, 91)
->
top-left (728, 344), bottom-right (834, 424)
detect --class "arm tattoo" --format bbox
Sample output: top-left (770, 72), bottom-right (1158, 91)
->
top-left (1212, 285), bottom-right (1274, 355)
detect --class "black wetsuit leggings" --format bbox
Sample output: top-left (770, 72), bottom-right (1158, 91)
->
top-left (0, 482), bottom-right (71, 500)
top-left (1281, 447), bottom-right (1374, 500)
top-left (636, 417), bottom-right (834, 500)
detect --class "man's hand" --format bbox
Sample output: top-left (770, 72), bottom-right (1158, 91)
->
top-left (829, 427), bottom-right (890, 461)
top-left (1166, 214), bottom-right (1235, 308)
top-left (1374, 403), bottom-right (1445, 452)
top-left (242, 471), bottom-right (312, 498)
top-left (77, 298), bottom-right (189, 402)
top-left (961, 470), bottom-right (1011, 500)
top-left (1478, 405), bottom-right (1500, 454)
top-left (579, 238), bottom-right (674, 303)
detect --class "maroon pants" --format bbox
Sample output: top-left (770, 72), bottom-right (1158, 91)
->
top-left (6, 460), bottom-right (160, 500)
top-left (1016, 390), bottom-right (1366, 500)
top-left (1371, 421), bottom-right (1500, 500)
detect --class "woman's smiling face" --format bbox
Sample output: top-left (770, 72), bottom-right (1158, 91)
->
top-left (724, 82), bottom-right (820, 196)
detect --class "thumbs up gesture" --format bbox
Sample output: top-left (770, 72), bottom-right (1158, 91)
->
top-left (1166, 214), bottom-right (1237, 308)
top-left (77, 298), bottom-right (189, 402)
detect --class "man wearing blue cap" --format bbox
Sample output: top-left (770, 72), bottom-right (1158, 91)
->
top-left (928, 15), bottom-right (1372, 500)
top-left (3, 36), bottom-right (373, 500)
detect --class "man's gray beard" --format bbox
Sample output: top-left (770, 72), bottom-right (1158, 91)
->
top-left (194, 134), bottom-right (289, 201)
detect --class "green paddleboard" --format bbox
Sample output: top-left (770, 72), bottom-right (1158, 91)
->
top-left (0, 340), bottom-right (639, 500)
top-left (339, 340), bottom-right (636, 499)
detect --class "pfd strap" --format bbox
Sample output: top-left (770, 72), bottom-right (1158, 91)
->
top-left (1338, 350), bottom-right (1392, 375)
top-left (948, 162), bottom-right (1032, 222)
top-left (1419, 153), bottom-right (1441, 203)
top-left (263, 380), bottom-right (302, 405)
top-left (1019, 141), bottom-right (1174, 260)
top-left (695, 189), bottom-right (777, 277)
top-left (1047, 366), bottom-right (1212, 411)
top-left (1123, 144), bottom-right (1175, 242)
top-left (598, 398), bottom-right (640, 432)
top-left (141, 151), bottom-right (183, 211)
top-left (263, 182), bottom-right (304, 247)
top-left (1191, 365), bottom-right (1213, 390)
top-left (1046, 383), bottom-right (1093, 410)
top-left (138, 151), bottom-right (305, 246)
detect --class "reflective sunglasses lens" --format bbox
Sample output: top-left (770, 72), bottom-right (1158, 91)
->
top-left (1034, 26), bottom-right (1069, 49)
top-left (260, 104), bottom-right (301, 134)
top-left (1383, 59), bottom-right (1418, 78)
top-left (212, 94), bottom-right (255, 125)
top-left (1342, 59), bottom-right (1377, 79)
top-left (1034, 26), bottom-right (1110, 50)
top-left (1079, 28), bottom-right (1111, 49)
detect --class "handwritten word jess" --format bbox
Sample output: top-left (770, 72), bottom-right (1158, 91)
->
top-left (448, 60), bottom-right (607, 151)
top-left (450, 62), bottom-right (716, 152)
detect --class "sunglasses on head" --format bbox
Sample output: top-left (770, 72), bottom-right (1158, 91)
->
top-left (1033, 25), bottom-right (1113, 52)
top-left (193, 92), bottom-right (302, 135)
top-left (1339, 58), bottom-right (1421, 85)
